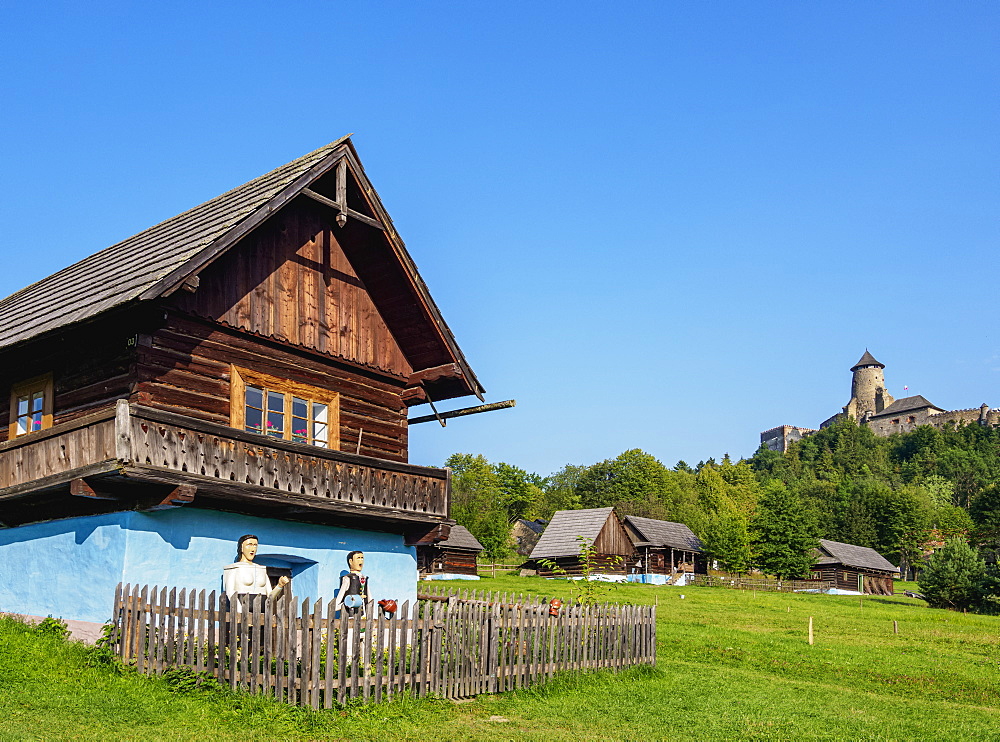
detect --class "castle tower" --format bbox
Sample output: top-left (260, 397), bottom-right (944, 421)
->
top-left (844, 350), bottom-right (894, 423)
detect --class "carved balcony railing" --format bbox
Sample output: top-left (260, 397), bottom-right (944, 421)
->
top-left (0, 401), bottom-right (449, 528)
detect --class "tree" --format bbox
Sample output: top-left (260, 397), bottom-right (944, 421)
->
top-left (701, 508), bottom-right (752, 573)
top-left (917, 538), bottom-right (987, 611)
top-left (752, 481), bottom-right (818, 579)
top-left (575, 449), bottom-right (669, 510)
top-left (536, 464), bottom-right (584, 519)
top-left (970, 484), bottom-right (1000, 560)
top-left (446, 453), bottom-right (512, 559)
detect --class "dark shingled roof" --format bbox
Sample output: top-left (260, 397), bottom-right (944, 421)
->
top-left (0, 137), bottom-right (349, 350)
top-left (869, 395), bottom-right (943, 418)
top-left (816, 539), bottom-right (898, 573)
top-left (439, 525), bottom-right (484, 552)
top-left (851, 350), bottom-right (885, 372)
top-left (516, 518), bottom-right (547, 535)
top-left (529, 507), bottom-right (615, 559)
top-left (623, 516), bottom-right (703, 552)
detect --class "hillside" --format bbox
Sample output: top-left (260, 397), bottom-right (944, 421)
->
top-left (2, 577), bottom-right (1000, 740)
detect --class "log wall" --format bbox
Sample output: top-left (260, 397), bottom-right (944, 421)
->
top-left (0, 314), bottom-right (136, 444)
top-left (134, 314), bottom-right (409, 462)
top-left (171, 200), bottom-right (411, 377)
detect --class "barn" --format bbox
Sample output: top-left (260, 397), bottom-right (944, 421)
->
top-left (417, 525), bottom-right (484, 579)
top-left (528, 507), bottom-right (636, 577)
top-left (812, 539), bottom-right (899, 595)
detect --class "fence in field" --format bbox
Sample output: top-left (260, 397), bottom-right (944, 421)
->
top-left (689, 574), bottom-right (835, 592)
top-left (111, 582), bottom-right (656, 707)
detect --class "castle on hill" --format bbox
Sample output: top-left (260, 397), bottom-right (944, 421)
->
top-left (761, 350), bottom-right (999, 452)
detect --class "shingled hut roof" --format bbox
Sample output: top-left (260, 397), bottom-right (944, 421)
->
top-left (816, 539), bottom-right (898, 573)
top-left (438, 525), bottom-right (484, 552)
top-left (623, 516), bottom-right (703, 552)
top-left (0, 136), bottom-right (483, 400)
top-left (529, 507), bottom-right (615, 559)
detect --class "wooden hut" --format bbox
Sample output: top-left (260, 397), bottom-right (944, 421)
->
top-left (528, 507), bottom-right (635, 576)
top-left (511, 518), bottom-right (547, 556)
top-left (0, 136), bottom-right (488, 631)
top-left (417, 525), bottom-right (484, 577)
top-left (812, 539), bottom-right (899, 595)
top-left (622, 515), bottom-right (708, 575)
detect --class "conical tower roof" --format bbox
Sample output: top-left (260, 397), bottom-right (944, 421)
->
top-left (851, 350), bottom-right (884, 372)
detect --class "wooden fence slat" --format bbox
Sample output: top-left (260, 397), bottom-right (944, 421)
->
top-left (336, 603), bottom-right (349, 704)
top-left (323, 599), bottom-right (336, 709)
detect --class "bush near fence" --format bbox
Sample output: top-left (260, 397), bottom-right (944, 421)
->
top-left (111, 582), bottom-right (655, 708)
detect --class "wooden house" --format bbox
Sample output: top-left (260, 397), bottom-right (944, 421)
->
top-left (622, 515), bottom-right (708, 575)
top-left (511, 517), bottom-right (547, 556)
top-left (416, 524), bottom-right (484, 578)
top-left (528, 507), bottom-right (636, 576)
top-left (811, 539), bottom-right (899, 595)
top-left (0, 136), bottom-right (485, 630)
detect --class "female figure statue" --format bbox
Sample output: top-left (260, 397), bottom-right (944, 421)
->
top-left (223, 534), bottom-right (290, 601)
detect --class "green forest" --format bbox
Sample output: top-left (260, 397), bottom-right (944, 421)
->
top-left (447, 419), bottom-right (1000, 593)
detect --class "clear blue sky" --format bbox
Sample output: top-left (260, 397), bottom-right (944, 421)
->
top-left (1, 2), bottom-right (997, 476)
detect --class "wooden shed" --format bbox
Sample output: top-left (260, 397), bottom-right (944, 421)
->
top-left (417, 525), bottom-right (484, 577)
top-left (528, 507), bottom-right (636, 576)
top-left (812, 539), bottom-right (899, 595)
top-left (622, 515), bottom-right (708, 575)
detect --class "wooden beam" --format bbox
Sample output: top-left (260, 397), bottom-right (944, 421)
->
top-left (408, 399), bottom-right (516, 426)
top-left (70, 478), bottom-right (118, 501)
top-left (405, 523), bottom-right (452, 546)
top-left (406, 364), bottom-right (463, 387)
top-left (139, 484), bottom-right (196, 511)
top-left (300, 188), bottom-right (385, 230)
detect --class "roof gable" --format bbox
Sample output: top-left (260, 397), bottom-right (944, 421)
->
top-left (0, 137), bottom-right (483, 401)
top-left (529, 507), bottom-right (615, 559)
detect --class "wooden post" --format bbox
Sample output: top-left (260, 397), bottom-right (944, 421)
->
top-left (893, 620), bottom-right (899, 635)
top-left (808, 616), bottom-right (814, 645)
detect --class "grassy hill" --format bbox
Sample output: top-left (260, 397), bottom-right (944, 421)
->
top-left (2, 577), bottom-right (1000, 741)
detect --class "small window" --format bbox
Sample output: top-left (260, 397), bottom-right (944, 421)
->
top-left (891, 418), bottom-right (900, 425)
top-left (9, 373), bottom-right (53, 438)
top-left (230, 366), bottom-right (339, 449)
top-left (908, 416), bottom-right (916, 424)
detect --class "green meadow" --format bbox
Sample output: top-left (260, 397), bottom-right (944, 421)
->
top-left (2, 577), bottom-right (999, 741)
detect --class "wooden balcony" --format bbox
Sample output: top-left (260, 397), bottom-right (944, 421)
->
top-left (0, 401), bottom-right (450, 535)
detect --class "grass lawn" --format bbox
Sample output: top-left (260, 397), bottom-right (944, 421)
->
top-left (2, 576), bottom-right (1000, 741)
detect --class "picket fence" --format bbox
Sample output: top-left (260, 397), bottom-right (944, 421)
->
top-left (111, 582), bottom-right (656, 707)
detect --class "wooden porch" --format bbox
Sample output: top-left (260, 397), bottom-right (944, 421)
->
top-left (0, 400), bottom-right (449, 533)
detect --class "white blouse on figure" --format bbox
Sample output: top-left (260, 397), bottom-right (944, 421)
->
top-left (223, 562), bottom-right (277, 600)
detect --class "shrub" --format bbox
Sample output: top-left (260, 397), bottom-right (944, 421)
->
top-left (34, 616), bottom-right (70, 641)
top-left (918, 538), bottom-right (986, 611)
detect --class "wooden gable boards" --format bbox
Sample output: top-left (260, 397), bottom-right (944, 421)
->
top-left (0, 137), bottom-right (483, 404)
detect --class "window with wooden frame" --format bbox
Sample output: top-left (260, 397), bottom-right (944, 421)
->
top-left (9, 373), bottom-right (54, 438)
top-left (230, 366), bottom-right (339, 449)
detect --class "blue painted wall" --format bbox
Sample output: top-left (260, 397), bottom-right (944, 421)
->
top-left (0, 508), bottom-right (417, 623)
